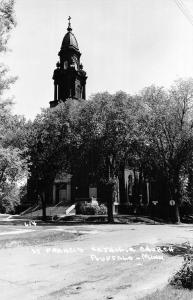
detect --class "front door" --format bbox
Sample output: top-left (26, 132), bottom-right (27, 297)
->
top-left (56, 183), bottom-right (67, 203)
top-left (59, 189), bottom-right (67, 202)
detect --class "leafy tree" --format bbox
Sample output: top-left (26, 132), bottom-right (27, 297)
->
top-left (76, 91), bottom-right (139, 222)
top-left (0, 0), bottom-right (16, 52)
top-left (0, 146), bottom-right (27, 212)
top-left (27, 100), bottom-right (83, 219)
top-left (27, 92), bottom-right (140, 222)
top-left (137, 79), bottom-right (193, 222)
top-left (0, 0), bottom-right (17, 104)
top-left (0, 0), bottom-right (28, 213)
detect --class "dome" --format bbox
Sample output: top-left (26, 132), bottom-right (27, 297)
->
top-left (61, 31), bottom-right (79, 51)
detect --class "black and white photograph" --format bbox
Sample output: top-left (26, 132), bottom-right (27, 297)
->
top-left (1, 0), bottom-right (193, 299)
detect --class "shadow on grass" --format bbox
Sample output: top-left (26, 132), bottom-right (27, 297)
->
top-left (159, 242), bottom-right (193, 257)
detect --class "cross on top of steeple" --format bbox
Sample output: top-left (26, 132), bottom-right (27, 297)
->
top-left (67, 16), bottom-right (72, 31)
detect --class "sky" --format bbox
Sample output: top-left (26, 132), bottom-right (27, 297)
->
top-left (2, 0), bottom-right (193, 119)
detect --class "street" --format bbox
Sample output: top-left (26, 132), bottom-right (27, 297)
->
top-left (0, 223), bottom-right (193, 300)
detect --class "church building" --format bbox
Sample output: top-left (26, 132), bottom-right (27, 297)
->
top-left (24, 17), bottom-right (155, 218)
top-left (47, 17), bottom-right (151, 215)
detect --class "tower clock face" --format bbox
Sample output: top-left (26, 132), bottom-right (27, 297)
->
top-left (72, 56), bottom-right (78, 70)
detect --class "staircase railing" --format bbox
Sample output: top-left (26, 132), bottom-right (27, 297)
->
top-left (20, 204), bottom-right (39, 216)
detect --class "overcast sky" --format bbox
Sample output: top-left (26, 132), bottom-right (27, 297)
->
top-left (2, 0), bottom-right (193, 119)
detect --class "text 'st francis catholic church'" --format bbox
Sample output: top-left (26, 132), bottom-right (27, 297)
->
top-left (28, 18), bottom-right (152, 214)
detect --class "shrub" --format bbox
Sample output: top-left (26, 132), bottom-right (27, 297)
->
top-left (75, 202), bottom-right (107, 215)
top-left (97, 204), bottom-right (107, 215)
top-left (84, 203), bottom-right (96, 215)
top-left (170, 251), bottom-right (193, 289)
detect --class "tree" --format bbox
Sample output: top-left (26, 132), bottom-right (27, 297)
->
top-left (0, 0), bottom-right (17, 104)
top-left (137, 79), bottom-right (193, 223)
top-left (27, 92), bottom-right (140, 222)
top-left (0, 0), bottom-right (16, 52)
top-left (0, 0), bottom-right (28, 213)
top-left (0, 107), bottom-right (29, 212)
top-left (76, 91), bottom-right (139, 222)
top-left (0, 146), bottom-right (27, 212)
top-left (27, 99), bottom-right (83, 220)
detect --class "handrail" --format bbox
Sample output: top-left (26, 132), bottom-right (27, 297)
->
top-left (66, 204), bottom-right (75, 215)
top-left (55, 201), bottom-right (63, 207)
top-left (20, 204), bottom-right (38, 216)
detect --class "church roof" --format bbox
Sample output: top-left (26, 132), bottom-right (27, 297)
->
top-left (60, 17), bottom-right (79, 52)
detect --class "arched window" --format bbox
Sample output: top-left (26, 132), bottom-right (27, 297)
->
top-left (76, 84), bottom-right (81, 98)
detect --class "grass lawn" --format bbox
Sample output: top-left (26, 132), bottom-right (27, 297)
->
top-left (0, 226), bottom-right (81, 248)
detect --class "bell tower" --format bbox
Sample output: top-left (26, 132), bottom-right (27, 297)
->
top-left (50, 17), bottom-right (87, 108)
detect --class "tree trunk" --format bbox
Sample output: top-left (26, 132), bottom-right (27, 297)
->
top-left (41, 191), bottom-right (47, 221)
top-left (107, 198), bottom-right (114, 223)
top-left (107, 184), bottom-right (114, 223)
top-left (174, 203), bottom-right (180, 224)
top-left (169, 173), bottom-right (181, 224)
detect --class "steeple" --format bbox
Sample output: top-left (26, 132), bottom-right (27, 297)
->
top-left (50, 17), bottom-right (87, 108)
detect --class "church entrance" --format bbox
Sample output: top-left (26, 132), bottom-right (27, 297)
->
top-left (52, 173), bottom-right (72, 205)
top-left (55, 183), bottom-right (67, 203)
